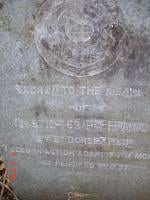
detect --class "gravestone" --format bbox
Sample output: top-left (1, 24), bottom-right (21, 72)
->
top-left (0, 0), bottom-right (150, 199)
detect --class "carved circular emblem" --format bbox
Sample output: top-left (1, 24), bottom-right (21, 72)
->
top-left (34, 0), bottom-right (124, 77)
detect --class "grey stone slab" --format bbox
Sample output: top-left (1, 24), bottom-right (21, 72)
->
top-left (0, 0), bottom-right (150, 199)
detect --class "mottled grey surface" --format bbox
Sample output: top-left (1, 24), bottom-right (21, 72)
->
top-left (0, 0), bottom-right (150, 200)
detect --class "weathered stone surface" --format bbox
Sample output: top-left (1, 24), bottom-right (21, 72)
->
top-left (0, 0), bottom-right (150, 200)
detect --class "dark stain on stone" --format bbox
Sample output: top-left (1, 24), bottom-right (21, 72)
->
top-left (40, 56), bottom-right (49, 70)
top-left (41, 39), bottom-right (50, 51)
top-left (32, 14), bottom-right (36, 20)
top-left (95, 27), bottom-right (150, 82)
top-left (0, 2), bottom-right (3, 10)
top-left (122, 32), bottom-right (150, 80)
top-left (19, 47), bottom-right (24, 54)
top-left (83, 6), bottom-right (97, 18)
top-left (0, 160), bottom-right (3, 165)
top-left (111, 23), bottom-right (124, 50)
top-left (35, 111), bottom-right (40, 117)
top-left (147, 6), bottom-right (150, 12)
top-left (39, 56), bottom-right (55, 78)
top-left (31, 77), bottom-right (36, 83)
top-left (32, 101), bottom-right (49, 117)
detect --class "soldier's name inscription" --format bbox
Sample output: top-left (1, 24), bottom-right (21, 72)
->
top-left (15, 118), bottom-right (149, 133)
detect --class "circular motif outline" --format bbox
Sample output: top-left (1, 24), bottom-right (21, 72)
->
top-left (34, 0), bottom-right (125, 77)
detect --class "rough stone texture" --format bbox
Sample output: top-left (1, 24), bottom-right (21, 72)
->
top-left (0, 0), bottom-right (150, 200)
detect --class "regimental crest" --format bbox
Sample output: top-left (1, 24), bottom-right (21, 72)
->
top-left (34, 0), bottom-right (125, 77)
